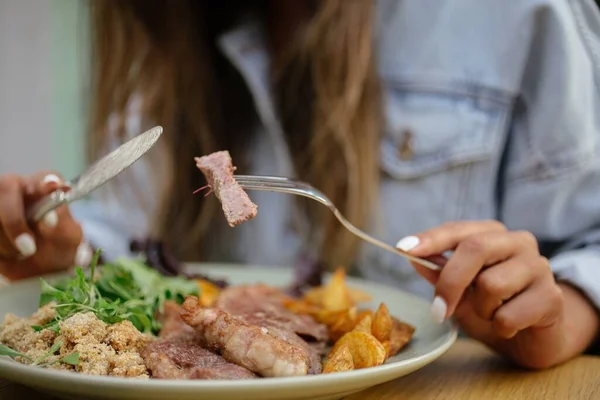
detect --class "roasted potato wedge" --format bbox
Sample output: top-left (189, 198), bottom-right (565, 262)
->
top-left (303, 268), bottom-right (372, 309)
top-left (329, 308), bottom-right (358, 342)
top-left (321, 268), bottom-right (353, 311)
top-left (317, 309), bottom-right (348, 326)
top-left (330, 331), bottom-right (386, 369)
top-left (353, 313), bottom-right (373, 334)
top-left (381, 340), bottom-right (392, 359)
top-left (372, 303), bottom-right (392, 343)
top-left (283, 265), bottom-right (415, 365)
top-left (388, 317), bottom-right (416, 357)
top-left (196, 279), bottom-right (221, 307)
top-left (322, 343), bottom-right (354, 373)
top-left (282, 298), bottom-right (320, 317)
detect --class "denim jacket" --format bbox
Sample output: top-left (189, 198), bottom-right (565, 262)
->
top-left (72, 0), bottom-right (600, 312)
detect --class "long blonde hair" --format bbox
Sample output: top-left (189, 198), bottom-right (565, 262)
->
top-left (88, 0), bottom-right (382, 269)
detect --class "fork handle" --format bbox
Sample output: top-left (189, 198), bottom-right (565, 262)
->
top-left (329, 208), bottom-right (442, 272)
top-left (397, 249), bottom-right (442, 271)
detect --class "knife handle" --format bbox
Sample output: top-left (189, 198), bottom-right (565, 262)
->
top-left (26, 189), bottom-right (69, 223)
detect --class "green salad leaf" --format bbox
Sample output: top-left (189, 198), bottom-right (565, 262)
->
top-left (0, 341), bottom-right (78, 368)
top-left (37, 249), bottom-right (199, 335)
top-left (0, 343), bottom-right (32, 360)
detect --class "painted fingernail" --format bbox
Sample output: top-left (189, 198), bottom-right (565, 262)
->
top-left (15, 233), bottom-right (36, 257)
top-left (430, 296), bottom-right (447, 324)
top-left (396, 236), bottom-right (420, 252)
top-left (42, 210), bottom-right (58, 228)
top-left (42, 174), bottom-right (62, 185)
top-left (74, 243), bottom-right (93, 267)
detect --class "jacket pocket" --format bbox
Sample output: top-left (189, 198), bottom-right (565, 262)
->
top-left (380, 87), bottom-right (507, 180)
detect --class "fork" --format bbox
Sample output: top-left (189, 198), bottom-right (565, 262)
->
top-left (234, 175), bottom-right (442, 272)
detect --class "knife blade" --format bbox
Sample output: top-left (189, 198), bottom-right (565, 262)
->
top-left (26, 126), bottom-right (163, 223)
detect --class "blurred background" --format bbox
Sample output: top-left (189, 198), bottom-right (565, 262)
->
top-left (0, 0), bottom-right (89, 178)
top-left (2, 0), bottom-right (600, 179)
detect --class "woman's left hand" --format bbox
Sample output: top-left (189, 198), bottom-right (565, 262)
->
top-left (397, 220), bottom-right (567, 369)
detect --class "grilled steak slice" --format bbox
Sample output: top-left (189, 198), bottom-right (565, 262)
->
top-left (158, 301), bottom-right (198, 343)
top-left (142, 339), bottom-right (257, 380)
top-left (194, 151), bottom-right (257, 227)
top-left (255, 324), bottom-right (322, 375)
top-left (181, 297), bottom-right (311, 377)
top-left (215, 284), bottom-right (329, 344)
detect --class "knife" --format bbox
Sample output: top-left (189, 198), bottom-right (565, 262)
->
top-left (26, 126), bottom-right (163, 223)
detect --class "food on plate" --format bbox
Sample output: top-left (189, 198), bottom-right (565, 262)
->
top-left (181, 299), bottom-right (314, 377)
top-left (372, 303), bottom-right (392, 343)
top-left (35, 252), bottom-right (199, 335)
top-left (179, 284), bottom-right (329, 377)
top-left (282, 267), bottom-right (415, 372)
top-left (322, 343), bottom-right (353, 373)
top-left (142, 339), bottom-right (258, 380)
top-left (196, 279), bottom-right (221, 307)
top-left (143, 298), bottom-right (259, 380)
top-left (0, 251), bottom-right (197, 376)
top-left (0, 250), bottom-right (414, 379)
top-left (194, 150), bottom-right (258, 227)
top-left (214, 284), bottom-right (328, 344)
top-left (353, 313), bottom-right (373, 334)
top-left (0, 308), bottom-right (149, 377)
top-left (327, 331), bottom-right (386, 370)
top-left (389, 316), bottom-right (416, 356)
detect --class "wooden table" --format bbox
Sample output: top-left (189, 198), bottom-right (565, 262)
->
top-left (1, 339), bottom-right (599, 399)
top-left (347, 339), bottom-right (600, 400)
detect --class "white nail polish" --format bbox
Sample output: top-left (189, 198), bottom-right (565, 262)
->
top-left (15, 233), bottom-right (36, 257)
top-left (74, 243), bottom-right (93, 267)
top-left (396, 236), bottom-right (420, 252)
top-left (42, 210), bottom-right (58, 228)
top-left (430, 296), bottom-right (447, 324)
top-left (42, 174), bottom-right (62, 185)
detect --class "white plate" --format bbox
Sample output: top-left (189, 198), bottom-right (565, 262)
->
top-left (0, 264), bottom-right (457, 400)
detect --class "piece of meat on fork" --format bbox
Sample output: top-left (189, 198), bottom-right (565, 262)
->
top-left (194, 151), bottom-right (258, 227)
top-left (181, 296), bottom-right (312, 378)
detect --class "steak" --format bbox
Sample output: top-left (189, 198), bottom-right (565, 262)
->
top-left (142, 339), bottom-right (257, 380)
top-left (157, 301), bottom-right (198, 343)
top-left (194, 151), bottom-right (258, 227)
top-left (215, 284), bottom-right (329, 344)
top-left (148, 301), bottom-right (257, 380)
top-left (181, 297), bottom-right (314, 377)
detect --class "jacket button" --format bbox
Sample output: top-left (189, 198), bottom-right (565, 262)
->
top-left (398, 129), bottom-right (414, 161)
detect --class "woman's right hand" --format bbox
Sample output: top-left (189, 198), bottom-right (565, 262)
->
top-left (0, 172), bottom-right (93, 280)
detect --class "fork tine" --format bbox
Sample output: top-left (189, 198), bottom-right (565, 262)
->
top-left (234, 175), bottom-right (289, 182)
top-left (234, 175), bottom-right (308, 189)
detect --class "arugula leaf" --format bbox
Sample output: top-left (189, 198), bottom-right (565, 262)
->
top-left (59, 352), bottom-right (79, 366)
top-left (32, 340), bottom-right (62, 366)
top-left (0, 344), bottom-right (32, 360)
top-left (38, 249), bottom-right (199, 335)
top-left (0, 342), bottom-right (78, 368)
top-left (39, 279), bottom-right (64, 307)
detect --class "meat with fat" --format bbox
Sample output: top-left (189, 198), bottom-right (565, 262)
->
top-left (194, 151), bottom-right (258, 227)
top-left (142, 339), bottom-right (257, 380)
top-left (181, 296), bottom-right (313, 378)
top-left (215, 284), bottom-right (329, 344)
top-left (157, 301), bottom-right (198, 343)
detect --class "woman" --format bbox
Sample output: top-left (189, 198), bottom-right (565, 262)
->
top-left (0, 0), bottom-right (598, 369)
